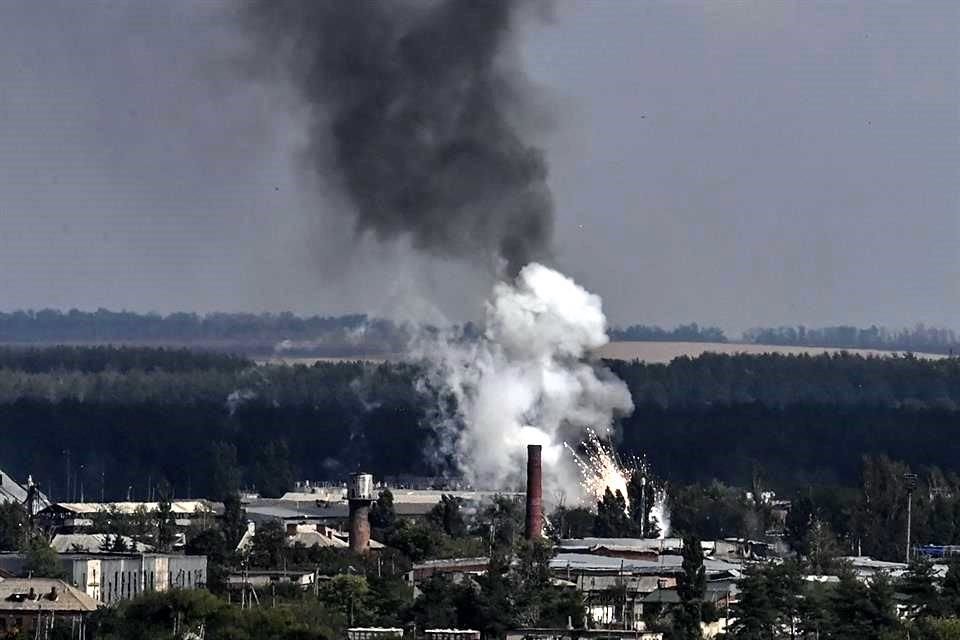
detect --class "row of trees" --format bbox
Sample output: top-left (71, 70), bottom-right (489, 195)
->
top-left (610, 323), bottom-right (728, 343)
top-left (725, 557), bottom-right (960, 640)
top-left (4, 349), bottom-right (960, 502)
top-left (743, 324), bottom-right (960, 355)
top-left (0, 345), bottom-right (251, 373)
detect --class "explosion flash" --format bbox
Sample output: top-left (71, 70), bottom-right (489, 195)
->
top-left (564, 428), bottom-right (634, 508)
top-left (564, 429), bottom-right (672, 537)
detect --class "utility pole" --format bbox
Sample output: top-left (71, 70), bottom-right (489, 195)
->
top-left (640, 476), bottom-right (647, 538)
top-left (905, 472), bottom-right (919, 563)
top-left (63, 449), bottom-right (71, 503)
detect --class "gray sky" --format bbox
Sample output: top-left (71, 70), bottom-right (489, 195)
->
top-left (0, 1), bottom-right (957, 333)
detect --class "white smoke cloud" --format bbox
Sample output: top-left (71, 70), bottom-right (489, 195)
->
top-left (418, 263), bottom-right (634, 499)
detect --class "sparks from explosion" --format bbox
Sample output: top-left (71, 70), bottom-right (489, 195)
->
top-left (564, 428), bottom-right (632, 507)
top-left (565, 429), bottom-right (671, 537)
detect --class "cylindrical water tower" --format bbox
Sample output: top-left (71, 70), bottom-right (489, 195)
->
top-left (348, 472), bottom-right (375, 553)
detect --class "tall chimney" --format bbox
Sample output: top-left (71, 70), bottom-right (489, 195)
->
top-left (347, 472), bottom-right (375, 553)
top-left (525, 444), bottom-right (543, 540)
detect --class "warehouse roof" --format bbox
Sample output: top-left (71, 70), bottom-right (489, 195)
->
top-left (44, 500), bottom-right (219, 515)
top-left (51, 533), bottom-right (153, 554)
top-left (549, 553), bottom-right (741, 577)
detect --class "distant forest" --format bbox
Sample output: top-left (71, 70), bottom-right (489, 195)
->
top-left (0, 309), bottom-right (957, 356)
top-left (1, 346), bottom-right (960, 503)
top-left (0, 309), bottom-right (407, 356)
top-left (608, 323), bottom-right (727, 343)
top-left (742, 324), bottom-right (960, 354)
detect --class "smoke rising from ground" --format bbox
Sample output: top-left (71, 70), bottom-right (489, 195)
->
top-left (243, 1), bottom-right (632, 494)
top-left (418, 263), bottom-right (634, 497)
top-left (243, 0), bottom-right (553, 275)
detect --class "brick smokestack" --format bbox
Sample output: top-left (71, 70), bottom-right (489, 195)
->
top-left (348, 501), bottom-right (371, 554)
top-left (347, 472), bottom-right (374, 554)
top-left (525, 444), bottom-right (543, 540)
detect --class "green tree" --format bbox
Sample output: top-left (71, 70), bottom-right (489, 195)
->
top-left (628, 473), bottom-right (660, 538)
top-left (0, 502), bottom-right (27, 550)
top-left (221, 492), bottom-right (247, 550)
top-left (942, 560), bottom-right (960, 617)
top-left (252, 440), bottom-right (295, 499)
top-left (408, 575), bottom-right (458, 629)
top-left (673, 535), bottom-right (705, 640)
top-left (785, 493), bottom-right (814, 556)
top-left (208, 441), bottom-right (242, 501)
top-left (901, 556), bottom-right (946, 619)
top-left (828, 567), bottom-right (899, 640)
top-left (594, 489), bottom-right (632, 537)
top-left (428, 495), bottom-right (467, 538)
top-left (99, 534), bottom-right (130, 553)
top-left (249, 520), bottom-right (286, 568)
top-left (514, 540), bottom-right (553, 624)
top-left (550, 506), bottom-right (595, 539)
top-left (23, 536), bottom-right (63, 578)
top-left (321, 575), bottom-right (371, 626)
top-left (185, 528), bottom-right (228, 593)
top-left (478, 495), bottom-right (523, 553)
top-left (805, 518), bottom-right (841, 574)
top-left (729, 564), bottom-right (775, 639)
top-left (798, 582), bottom-right (832, 640)
top-left (856, 455), bottom-right (911, 561)
top-left (386, 520), bottom-right (437, 562)
top-left (370, 489), bottom-right (397, 533)
top-left (154, 487), bottom-right (177, 553)
top-left (129, 504), bottom-right (153, 542)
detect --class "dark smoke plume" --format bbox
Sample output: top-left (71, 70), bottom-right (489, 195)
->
top-left (244, 0), bottom-right (553, 275)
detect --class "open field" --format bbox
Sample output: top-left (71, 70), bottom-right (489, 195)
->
top-left (595, 341), bottom-right (946, 363)
top-left (255, 341), bottom-right (947, 366)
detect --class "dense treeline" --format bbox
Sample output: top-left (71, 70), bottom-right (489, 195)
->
top-left (0, 309), bottom-right (407, 355)
top-left (2, 349), bottom-right (960, 503)
top-left (0, 345), bottom-right (251, 373)
top-left (744, 324), bottom-right (960, 355)
top-left (609, 323), bottom-right (727, 343)
top-left (0, 309), bottom-right (367, 341)
top-left (610, 353), bottom-right (960, 409)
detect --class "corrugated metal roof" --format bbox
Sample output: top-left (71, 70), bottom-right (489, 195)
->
top-left (51, 534), bottom-right (153, 554)
top-left (0, 471), bottom-right (49, 508)
top-left (549, 553), bottom-right (741, 576)
top-left (559, 537), bottom-right (684, 552)
top-left (52, 501), bottom-right (218, 515)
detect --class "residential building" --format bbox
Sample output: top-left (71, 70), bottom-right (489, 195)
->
top-left (236, 521), bottom-right (384, 554)
top-left (0, 578), bottom-right (98, 636)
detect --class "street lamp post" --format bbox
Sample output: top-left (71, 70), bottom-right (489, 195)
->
top-left (904, 473), bottom-right (919, 563)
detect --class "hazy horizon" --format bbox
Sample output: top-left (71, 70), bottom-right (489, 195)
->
top-left (1, 1), bottom-right (956, 335)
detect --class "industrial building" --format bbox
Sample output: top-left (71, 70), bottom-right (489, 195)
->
top-left (0, 552), bottom-right (207, 605)
top-left (550, 538), bottom-right (743, 633)
top-left (37, 500), bottom-right (220, 533)
top-left (51, 533), bottom-right (153, 554)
